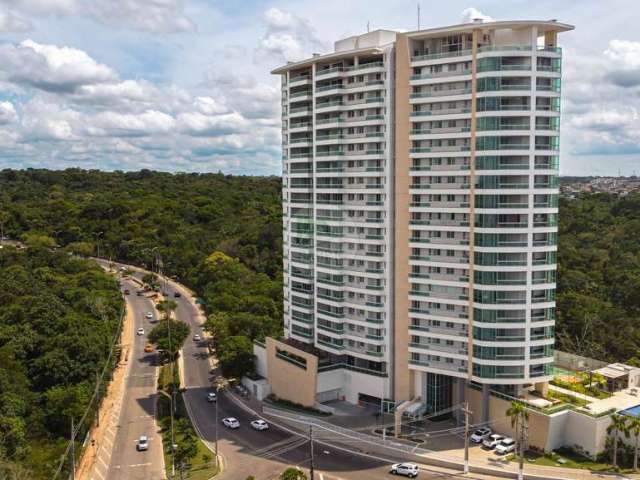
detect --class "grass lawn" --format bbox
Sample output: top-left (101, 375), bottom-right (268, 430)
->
top-left (157, 364), bottom-right (219, 479)
top-left (510, 449), bottom-right (634, 474)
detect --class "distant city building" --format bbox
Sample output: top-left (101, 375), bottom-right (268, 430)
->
top-left (257, 19), bottom-right (573, 423)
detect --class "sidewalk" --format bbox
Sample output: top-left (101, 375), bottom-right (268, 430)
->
top-left (76, 284), bottom-right (134, 480)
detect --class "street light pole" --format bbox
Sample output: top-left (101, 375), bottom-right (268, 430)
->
top-left (215, 387), bottom-right (219, 469)
top-left (462, 401), bottom-right (472, 474)
top-left (309, 424), bottom-right (315, 480)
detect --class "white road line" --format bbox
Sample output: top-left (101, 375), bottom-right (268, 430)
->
top-left (127, 462), bottom-right (152, 468)
top-left (97, 455), bottom-right (110, 470)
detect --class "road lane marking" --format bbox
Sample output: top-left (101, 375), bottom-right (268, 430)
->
top-left (97, 455), bottom-right (109, 470)
top-left (127, 462), bottom-right (152, 467)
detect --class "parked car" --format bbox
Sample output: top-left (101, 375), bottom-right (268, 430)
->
top-left (136, 327), bottom-right (145, 336)
top-left (193, 334), bottom-right (201, 342)
top-left (222, 417), bottom-right (240, 429)
top-left (207, 392), bottom-right (217, 403)
top-left (495, 438), bottom-right (516, 455)
top-left (136, 435), bottom-right (148, 451)
top-left (250, 419), bottom-right (269, 431)
top-left (470, 427), bottom-right (492, 443)
top-left (174, 292), bottom-right (182, 298)
top-left (124, 289), bottom-right (130, 295)
top-left (390, 463), bottom-right (419, 477)
top-left (136, 290), bottom-right (145, 296)
top-left (144, 312), bottom-right (153, 319)
top-left (144, 344), bottom-right (154, 353)
top-left (482, 434), bottom-right (505, 450)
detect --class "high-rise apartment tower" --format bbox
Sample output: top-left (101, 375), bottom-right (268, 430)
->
top-left (261, 19), bottom-right (573, 419)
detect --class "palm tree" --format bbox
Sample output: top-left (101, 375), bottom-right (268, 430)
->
top-left (506, 401), bottom-right (529, 480)
top-left (627, 416), bottom-right (640, 471)
top-left (607, 413), bottom-right (628, 468)
top-left (157, 299), bottom-right (178, 321)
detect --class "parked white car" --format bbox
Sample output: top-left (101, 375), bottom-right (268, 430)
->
top-left (222, 417), bottom-right (240, 429)
top-left (470, 427), bottom-right (492, 443)
top-left (390, 463), bottom-right (419, 477)
top-left (250, 419), bottom-right (269, 431)
top-left (136, 327), bottom-right (145, 336)
top-left (495, 437), bottom-right (517, 455)
top-left (144, 312), bottom-right (153, 319)
top-left (482, 434), bottom-right (505, 450)
top-left (136, 435), bottom-right (148, 451)
top-left (193, 334), bottom-right (201, 342)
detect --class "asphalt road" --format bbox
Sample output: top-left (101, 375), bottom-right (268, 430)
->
top-left (99, 262), bottom-right (458, 480)
top-left (102, 277), bottom-right (165, 480)
top-left (163, 275), bottom-right (453, 480)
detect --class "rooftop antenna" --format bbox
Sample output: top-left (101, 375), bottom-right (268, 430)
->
top-left (417, 3), bottom-right (421, 30)
top-left (367, 20), bottom-right (370, 32)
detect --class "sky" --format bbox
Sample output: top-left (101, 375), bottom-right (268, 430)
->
top-left (0, 0), bottom-right (638, 176)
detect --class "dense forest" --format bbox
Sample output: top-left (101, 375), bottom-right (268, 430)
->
top-left (2, 170), bottom-right (640, 477)
top-left (556, 192), bottom-right (640, 363)
top-left (0, 247), bottom-right (123, 478)
top-left (0, 168), bottom-right (284, 478)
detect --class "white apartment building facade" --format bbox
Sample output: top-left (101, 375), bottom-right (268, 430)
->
top-left (263, 19), bottom-right (573, 419)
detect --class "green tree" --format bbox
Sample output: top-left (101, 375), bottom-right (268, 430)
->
top-left (22, 233), bottom-right (56, 249)
top-left (217, 335), bottom-right (255, 379)
top-left (627, 416), bottom-right (640, 471)
top-left (148, 319), bottom-right (190, 358)
top-left (156, 299), bottom-right (178, 321)
top-left (280, 468), bottom-right (307, 480)
top-left (506, 401), bottom-right (529, 478)
top-left (608, 413), bottom-right (628, 468)
top-left (142, 273), bottom-right (158, 287)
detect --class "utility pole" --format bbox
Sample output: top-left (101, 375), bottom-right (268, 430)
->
top-left (309, 424), bottom-right (315, 480)
top-left (70, 418), bottom-right (76, 480)
top-left (462, 402), bottom-right (472, 475)
top-left (95, 371), bottom-right (101, 427)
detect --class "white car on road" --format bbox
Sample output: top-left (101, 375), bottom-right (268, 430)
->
top-left (136, 327), bottom-right (145, 336)
top-left (207, 392), bottom-right (217, 403)
top-left (250, 419), bottom-right (269, 431)
top-left (136, 435), bottom-right (148, 451)
top-left (145, 312), bottom-right (153, 319)
top-left (390, 463), bottom-right (419, 477)
top-left (495, 437), bottom-right (517, 455)
top-left (193, 334), bottom-right (201, 342)
top-left (222, 417), bottom-right (240, 429)
top-left (470, 427), bottom-right (492, 443)
top-left (482, 434), bottom-right (505, 450)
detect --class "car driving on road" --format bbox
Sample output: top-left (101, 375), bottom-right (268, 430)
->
top-left (390, 463), bottom-right (419, 477)
top-left (250, 419), bottom-right (268, 431)
top-left (144, 312), bottom-right (153, 319)
top-left (136, 327), bottom-right (145, 336)
top-left (193, 334), bottom-right (201, 342)
top-left (222, 417), bottom-right (240, 429)
top-left (136, 435), bottom-right (148, 451)
top-left (470, 427), bottom-right (492, 443)
top-left (207, 392), bottom-right (217, 402)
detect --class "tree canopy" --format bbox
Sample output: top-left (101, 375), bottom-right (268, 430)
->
top-left (0, 246), bottom-right (123, 478)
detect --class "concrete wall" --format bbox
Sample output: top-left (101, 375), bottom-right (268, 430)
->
top-left (241, 377), bottom-right (271, 401)
top-left (393, 32), bottom-right (412, 403)
top-left (266, 337), bottom-right (318, 407)
top-left (317, 368), bottom-right (386, 404)
top-left (253, 342), bottom-right (268, 378)
top-left (561, 410), bottom-right (610, 457)
top-left (465, 386), bottom-right (550, 450)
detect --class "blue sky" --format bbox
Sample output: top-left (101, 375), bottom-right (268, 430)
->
top-left (0, 0), bottom-right (638, 176)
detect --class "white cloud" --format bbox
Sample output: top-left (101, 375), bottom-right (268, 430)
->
top-left (86, 110), bottom-right (176, 137)
top-left (460, 7), bottom-right (494, 24)
top-left (0, 0), bottom-right (193, 33)
top-left (0, 39), bottom-right (116, 93)
top-left (255, 7), bottom-right (325, 63)
top-left (0, 8), bottom-right (32, 32)
top-left (0, 101), bottom-right (17, 124)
